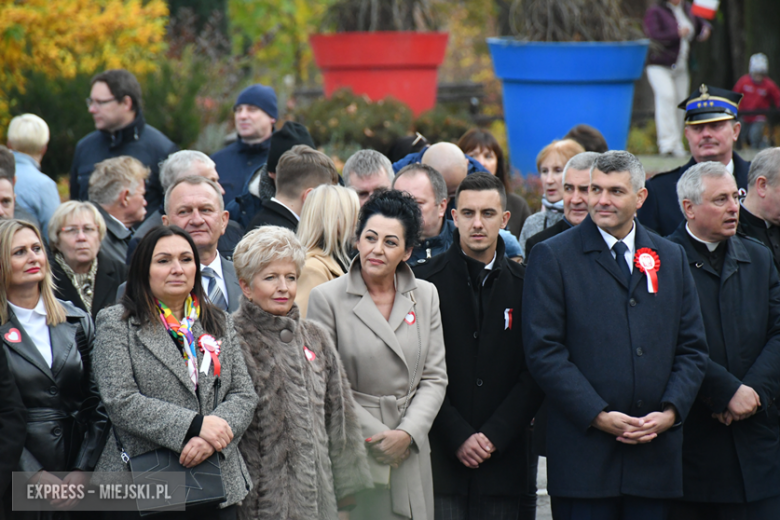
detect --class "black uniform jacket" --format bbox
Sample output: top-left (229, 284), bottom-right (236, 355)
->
top-left (0, 301), bottom-right (109, 474)
top-left (248, 199), bottom-right (298, 232)
top-left (414, 233), bottom-right (544, 496)
top-left (639, 153), bottom-right (750, 236)
top-left (669, 225), bottom-right (780, 503)
top-left (51, 250), bottom-right (128, 321)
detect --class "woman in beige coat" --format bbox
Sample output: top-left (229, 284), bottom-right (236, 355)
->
top-left (295, 185), bottom-right (360, 317)
top-left (308, 190), bottom-right (448, 520)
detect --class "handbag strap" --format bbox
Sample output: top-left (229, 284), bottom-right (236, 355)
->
top-left (112, 426), bottom-right (131, 464)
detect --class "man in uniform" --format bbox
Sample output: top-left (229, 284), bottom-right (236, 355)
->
top-left (639, 85), bottom-right (750, 236)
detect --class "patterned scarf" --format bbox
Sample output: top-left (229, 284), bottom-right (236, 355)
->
top-left (157, 295), bottom-right (200, 388)
top-left (55, 253), bottom-right (98, 313)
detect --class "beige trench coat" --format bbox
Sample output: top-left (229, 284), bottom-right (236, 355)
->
top-left (308, 260), bottom-right (447, 520)
top-left (295, 247), bottom-right (345, 318)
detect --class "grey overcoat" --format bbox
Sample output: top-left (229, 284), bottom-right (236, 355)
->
top-left (308, 260), bottom-right (448, 520)
top-left (92, 304), bottom-right (258, 508)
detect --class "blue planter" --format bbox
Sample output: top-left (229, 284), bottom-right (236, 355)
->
top-left (487, 38), bottom-right (649, 176)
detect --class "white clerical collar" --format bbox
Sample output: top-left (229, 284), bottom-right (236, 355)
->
top-left (9, 296), bottom-right (47, 318)
top-left (685, 223), bottom-right (720, 252)
top-left (271, 197), bottom-right (300, 221)
top-left (202, 255), bottom-right (223, 279)
top-left (597, 222), bottom-right (637, 256)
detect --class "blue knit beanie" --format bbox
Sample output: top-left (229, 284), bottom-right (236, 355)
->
top-left (234, 84), bottom-right (278, 120)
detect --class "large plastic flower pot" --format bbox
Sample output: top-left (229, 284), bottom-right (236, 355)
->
top-left (487, 38), bottom-right (650, 176)
top-left (310, 32), bottom-right (449, 116)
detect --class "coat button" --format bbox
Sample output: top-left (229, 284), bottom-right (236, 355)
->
top-left (636, 348), bottom-right (644, 356)
top-left (629, 298), bottom-right (637, 307)
top-left (637, 400), bottom-right (644, 408)
top-left (49, 386), bottom-right (58, 395)
top-left (473, 332), bottom-right (478, 339)
top-left (476, 378), bottom-right (483, 387)
top-left (280, 329), bottom-right (293, 343)
top-left (52, 427), bottom-right (62, 436)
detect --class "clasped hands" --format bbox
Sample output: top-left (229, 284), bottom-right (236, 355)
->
top-left (366, 430), bottom-right (412, 468)
top-left (712, 384), bottom-right (761, 426)
top-left (180, 415), bottom-right (233, 468)
top-left (456, 433), bottom-right (495, 469)
top-left (592, 407), bottom-right (677, 444)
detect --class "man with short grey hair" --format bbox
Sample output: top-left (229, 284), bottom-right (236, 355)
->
top-left (524, 149), bottom-right (708, 519)
top-left (343, 149), bottom-right (394, 206)
top-left (668, 160), bottom-right (780, 519)
top-left (739, 147), bottom-right (780, 272)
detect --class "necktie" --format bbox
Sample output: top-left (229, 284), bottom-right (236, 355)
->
top-left (612, 241), bottom-right (632, 286)
top-left (202, 267), bottom-right (228, 311)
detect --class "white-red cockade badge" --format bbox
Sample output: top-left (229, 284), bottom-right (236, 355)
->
top-left (634, 248), bottom-right (661, 294)
top-left (404, 312), bottom-right (416, 325)
top-left (198, 334), bottom-right (222, 377)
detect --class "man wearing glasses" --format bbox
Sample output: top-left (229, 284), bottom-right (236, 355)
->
top-left (70, 69), bottom-right (177, 215)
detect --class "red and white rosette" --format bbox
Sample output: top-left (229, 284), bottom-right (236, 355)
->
top-left (198, 334), bottom-right (222, 377)
top-left (634, 248), bottom-right (661, 294)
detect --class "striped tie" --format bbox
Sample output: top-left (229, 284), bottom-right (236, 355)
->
top-left (201, 267), bottom-right (228, 311)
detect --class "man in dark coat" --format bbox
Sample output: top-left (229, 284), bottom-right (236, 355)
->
top-left (70, 69), bottom-right (177, 212)
top-left (211, 83), bottom-right (277, 204)
top-left (414, 172), bottom-right (544, 520)
top-left (639, 84), bottom-right (750, 236)
top-left (248, 145), bottom-right (338, 232)
top-left (667, 161), bottom-right (780, 519)
top-left (738, 147), bottom-right (780, 273)
top-left (524, 151), bottom-right (708, 520)
top-left (525, 151), bottom-right (599, 262)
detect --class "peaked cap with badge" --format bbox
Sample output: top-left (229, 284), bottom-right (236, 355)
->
top-left (679, 84), bottom-right (743, 125)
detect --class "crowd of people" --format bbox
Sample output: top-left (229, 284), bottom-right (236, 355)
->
top-left (1, 53), bottom-right (780, 520)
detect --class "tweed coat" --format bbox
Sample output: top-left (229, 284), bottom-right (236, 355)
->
top-left (295, 247), bottom-right (345, 318)
top-left (308, 259), bottom-right (448, 520)
top-left (92, 304), bottom-right (258, 508)
top-left (669, 225), bottom-right (780, 503)
top-left (234, 297), bottom-right (372, 520)
top-left (523, 216), bottom-right (708, 499)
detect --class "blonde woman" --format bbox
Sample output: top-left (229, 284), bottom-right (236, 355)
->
top-left (0, 219), bottom-right (108, 518)
top-left (295, 185), bottom-right (360, 317)
top-left (48, 201), bottom-right (127, 320)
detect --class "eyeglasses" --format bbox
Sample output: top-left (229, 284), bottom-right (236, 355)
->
top-left (61, 225), bottom-right (98, 236)
top-left (85, 97), bottom-right (116, 108)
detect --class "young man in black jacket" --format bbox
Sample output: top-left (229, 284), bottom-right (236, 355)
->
top-left (413, 172), bottom-right (544, 520)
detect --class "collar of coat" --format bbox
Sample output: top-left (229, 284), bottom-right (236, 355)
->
top-left (236, 136), bottom-right (271, 155)
top-left (345, 254), bottom-right (418, 299)
top-left (306, 247), bottom-right (345, 279)
top-left (235, 294), bottom-right (301, 336)
top-left (669, 221), bottom-right (751, 279)
top-left (102, 111), bottom-right (146, 150)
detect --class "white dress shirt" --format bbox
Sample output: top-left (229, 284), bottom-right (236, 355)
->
top-left (598, 222), bottom-right (637, 273)
top-left (9, 297), bottom-right (52, 367)
top-left (202, 255), bottom-right (229, 308)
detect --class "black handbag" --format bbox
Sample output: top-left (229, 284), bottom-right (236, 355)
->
top-left (112, 427), bottom-right (226, 516)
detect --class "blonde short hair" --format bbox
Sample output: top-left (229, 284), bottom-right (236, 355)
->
top-left (0, 219), bottom-right (65, 326)
top-left (88, 156), bottom-right (150, 206)
top-left (536, 139), bottom-right (586, 173)
top-left (48, 201), bottom-right (107, 253)
top-left (233, 226), bottom-right (306, 286)
top-left (7, 114), bottom-right (50, 155)
top-left (297, 185), bottom-right (359, 268)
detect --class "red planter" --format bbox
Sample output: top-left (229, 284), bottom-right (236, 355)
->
top-left (310, 32), bottom-right (449, 116)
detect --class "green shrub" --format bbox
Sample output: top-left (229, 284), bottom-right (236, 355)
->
top-left (627, 120), bottom-right (659, 155)
top-left (413, 104), bottom-right (473, 144)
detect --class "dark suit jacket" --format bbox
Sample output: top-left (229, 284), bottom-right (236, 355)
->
top-left (91, 202), bottom-right (132, 266)
top-left (668, 225), bottom-right (780, 503)
top-left (638, 153), bottom-right (750, 236)
top-left (248, 199), bottom-right (298, 232)
top-left (738, 204), bottom-right (780, 274)
top-left (51, 250), bottom-right (128, 321)
top-left (414, 234), bottom-right (543, 497)
top-left (523, 216), bottom-right (708, 499)
top-left (524, 218), bottom-right (573, 264)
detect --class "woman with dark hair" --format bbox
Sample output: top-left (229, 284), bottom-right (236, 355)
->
top-left (0, 218), bottom-right (108, 519)
top-left (92, 226), bottom-right (258, 520)
top-left (308, 190), bottom-right (448, 520)
top-left (457, 128), bottom-right (532, 238)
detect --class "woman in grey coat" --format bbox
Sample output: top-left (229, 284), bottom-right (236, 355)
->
top-left (93, 226), bottom-right (258, 519)
top-left (232, 226), bottom-right (372, 520)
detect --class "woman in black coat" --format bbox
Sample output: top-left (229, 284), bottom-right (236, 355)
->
top-left (0, 219), bottom-right (109, 519)
top-left (47, 201), bottom-right (127, 320)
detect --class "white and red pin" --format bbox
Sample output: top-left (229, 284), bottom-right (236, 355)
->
top-left (4, 328), bottom-right (21, 343)
top-left (504, 308), bottom-right (513, 330)
top-left (303, 346), bottom-right (316, 362)
top-left (634, 248), bottom-right (661, 294)
top-left (404, 312), bottom-right (416, 325)
top-left (198, 334), bottom-right (222, 377)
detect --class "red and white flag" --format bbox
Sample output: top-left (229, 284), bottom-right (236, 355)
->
top-left (691, 0), bottom-right (719, 19)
